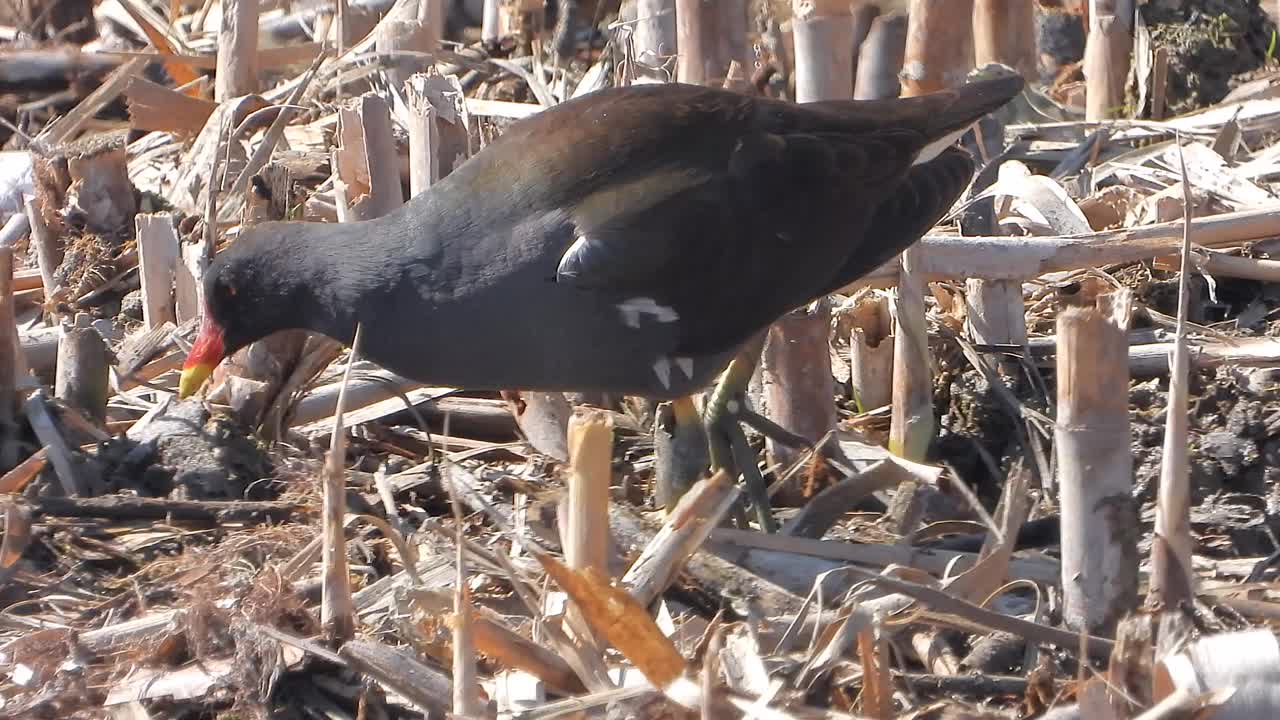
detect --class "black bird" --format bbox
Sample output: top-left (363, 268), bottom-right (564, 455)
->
top-left (179, 75), bottom-right (1024, 437)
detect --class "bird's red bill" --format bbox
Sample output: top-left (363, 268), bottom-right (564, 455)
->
top-left (179, 314), bottom-right (225, 399)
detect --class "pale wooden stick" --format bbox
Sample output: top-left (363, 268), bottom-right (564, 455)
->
top-left (1056, 290), bottom-right (1137, 635)
top-left (134, 213), bottom-right (179, 330)
top-left (215, 0), bottom-right (260, 101)
top-left (1149, 136), bottom-right (1195, 608)
top-left (562, 407), bottom-right (613, 654)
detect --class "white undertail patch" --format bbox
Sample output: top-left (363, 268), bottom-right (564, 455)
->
top-left (618, 297), bottom-right (679, 329)
top-left (652, 357), bottom-right (672, 390)
top-left (914, 126), bottom-right (971, 165)
top-left (674, 356), bottom-right (693, 380)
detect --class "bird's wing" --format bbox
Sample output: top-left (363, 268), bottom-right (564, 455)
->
top-left (553, 125), bottom-right (931, 355)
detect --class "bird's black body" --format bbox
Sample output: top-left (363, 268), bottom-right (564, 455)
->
top-left (201, 77), bottom-right (1023, 398)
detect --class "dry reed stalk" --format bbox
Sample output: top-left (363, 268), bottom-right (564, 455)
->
top-left (1056, 290), bottom-right (1137, 635)
top-left (0, 248), bottom-right (18, 470)
top-left (848, 205), bottom-right (1280, 288)
top-left (972, 0), bottom-right (1036, 80)
top-left (855, 10), bottom-right (907, 100)
top-left (134, 213), bottom-right (179, 330)
top-left (791, 0), bottom-right (855, 102)
top-left (321, 326), bottom-right (362, 643)
top-left (25, 389), bottom-right (83, 496)
top-left (760, 302), bottom-right (837, 488)
top-left (564, 407), bottom-right (613, 575)
top-left (676, 0), bottom-right (747, 87)
top-left (55, 314), bottom-right (109, 425)
top-left (632, 0), bottom-right (678, 82)
top-left (1084, 0), bottom-right (1134, 121)
top-left (621, 470), bottom-right (738, 605)
top-left (1149, 137), bottom-right (1195, 609)
top-left (900, 0), bottom-right (975, 96)
top-left (24, 197), bottom-right (61, 317)
top-left (215, 0), bottom-right (260, 100)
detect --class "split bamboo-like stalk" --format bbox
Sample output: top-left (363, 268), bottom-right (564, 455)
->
top-left (889, 0), bottom-right (973, 529)
top-left (847, 293), bottom-right (894, 413)
top-left (1056, 290), bottom-right (1137, 635)
top-left (376, 19), bottom-right (433, 96)
top-left (854, 11), bottom-right (907, 100)
top-left (134, 213), bottom-right (179, 330)
top-left (652, 397), bottom-right (707, 509)
top-left (321, 327), bottom-right (361, 643)
top-left (791, 0), bottom-right (855, 102)
top-left (25, 389), bottom-right (82, 496)
top-left (215, 0), bottom-right (260, 101)
top-left (631, 0), bottom-right (678, 81)
top-left (972, 0), bottom-right (1036, 80)
top-left (1083, 0), bottom-right (1134, 121)
top-left (676, 0), bottom-right (747, 87)
top-left (759, 0), bottom-right (851, 500)
top-left (900, 0), bottom-right (975, 96)
top-left (24, 197), bottom-right (62, 314)
top-left (760, 302), bottom-right (838, 485)
top-left (0, 248), bottom-right (18, 471)
top-left (360, 94), bottom-right (406, 218)
top-left (55, 314), bottom-right (109, 425)
top-left (1149, 139), bottom-right (1195, 609)
top-left (562, 407), bottom-right (613, 653)
top-left (482, 0), bottom-right (501, 47)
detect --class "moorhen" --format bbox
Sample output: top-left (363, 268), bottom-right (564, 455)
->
top-left (178, 72), bottom-right (1023, 477)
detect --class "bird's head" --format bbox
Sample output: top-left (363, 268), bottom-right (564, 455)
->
top-left (178, 223), bottom-right (327, 399)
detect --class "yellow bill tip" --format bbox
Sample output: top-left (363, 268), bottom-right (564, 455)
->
top-left (178, 363), bottom-right (215, 400)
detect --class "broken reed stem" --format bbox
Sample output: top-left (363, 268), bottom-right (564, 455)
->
top-left (55, 314), bottom-right (109, 425)
top-left (25, 389), bottom-right (82, 495)
top-left (452, 523), bottom-right (482, 716)
top-left (24, 196), bottom-right (61, 318)
top-left (406, 74), bottom-right (442, 196)
top-left (900, 0), bottom-right (975, 96)
top-left (1056, 290), bottom-right (1138, 636)
top-left (972, 0), bottom-right (1036, 80)
top-left (631, 0), bottom-right (678, 81)
top-left (134, 213), bottom-right (179, 330)
top-left (790, 0), bottom-right (855, 102)
top-left (215, 0), bottom-right (260, 100)
top-left (1083, 0), bottom-right (1135, 121)
top-left (565, 408), bottom-right (612, 576)
top-left (481, 0), bottom-right (501, 46)
top-left (855, 11), bottom-right (908, 100)
top-left (1149, 136), bottom-right (1195, 608)
top-left (0, 248), bottom-right (18, 470)
top-left (321, 324), bottom-right (363, 643)
top-left (361, 94), bottom-right (406, 218)
top-left (621, 470), bottom-right (738, 606)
